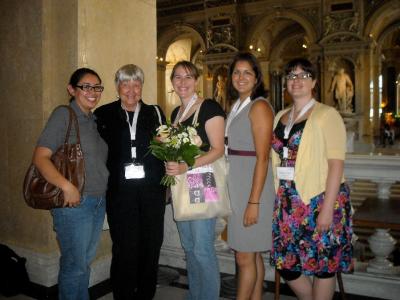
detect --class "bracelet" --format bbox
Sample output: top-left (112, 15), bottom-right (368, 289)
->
top-left (248, 202), bottom-right (260, 205)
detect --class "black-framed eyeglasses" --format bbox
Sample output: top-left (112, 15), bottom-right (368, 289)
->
top-left (76, 84), bottom-right (104, 93)
top-left (285, 72), bottom-right (312, 81)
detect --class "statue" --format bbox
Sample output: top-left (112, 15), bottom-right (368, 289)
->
top-left (329, 68), bottom-right (354, 113)
top-left (223, 27), bottom-right (233, 44)
top-left (214, 75), bottom-right (226, 106)
top-left (324, 15), bottom-right (335, 36)
top-left (349, 12), bottom-right (359, 32)
top-left (206, 29), bottom-right (214, 47)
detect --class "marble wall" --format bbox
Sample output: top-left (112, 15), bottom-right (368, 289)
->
top-left (0, 0), bottom-right (157, 286)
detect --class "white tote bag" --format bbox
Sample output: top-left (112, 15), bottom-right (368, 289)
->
top-left (171, 102), bottom-right (231, 221)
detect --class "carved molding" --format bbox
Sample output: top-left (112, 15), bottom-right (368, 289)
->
top-left (321, 32), bottom-right (364, 45)
top-left (206, 13), bottom-right (237, 48)
top-left (365, 0), bottom-right (388, 20)
top-left (323, 12), bottom-right (361, 36)
top-left (301, 6), bottom-right (319, 29)
top-left (325, 54), bottom-right (361, 70)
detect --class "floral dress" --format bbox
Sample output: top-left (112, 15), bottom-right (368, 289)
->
top-left (271, 120), bottom-right (353, 275)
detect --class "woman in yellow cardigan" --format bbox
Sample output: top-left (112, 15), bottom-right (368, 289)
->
top-left (271, 58), bottom-right (352, 300)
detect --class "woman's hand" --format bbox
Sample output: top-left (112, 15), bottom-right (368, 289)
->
top-left (317, 159), bottom-right (344, 232)
top-left (62, 182), bottom-right (81, 208)
top-left (243, 203), bottom-right (259, 227)
top-left (165, 161), bottom-right (188, 176)
top-left (316, 205), bottom-right (333, 232)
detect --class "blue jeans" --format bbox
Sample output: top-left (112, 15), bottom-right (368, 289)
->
top-left (51, 195), bottom-right (106, 300)
top-left (176, 218), bottom-right (220, 300)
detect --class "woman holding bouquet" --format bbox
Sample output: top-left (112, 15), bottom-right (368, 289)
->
top-left (166, 61), bottom-right (225, 300)
top-left (225, 52), bottom-right (275, 300)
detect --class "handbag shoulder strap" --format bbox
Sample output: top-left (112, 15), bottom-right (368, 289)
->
top-left (59, 105), bottom-right (81, 145)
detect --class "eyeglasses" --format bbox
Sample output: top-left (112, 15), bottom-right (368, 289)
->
top-left (285, 72), bottom-right (312, 81)
top-left (76, 84), bottom-right (104, 93)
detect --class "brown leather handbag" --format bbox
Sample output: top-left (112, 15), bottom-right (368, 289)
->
top-left (23, 106), bottom-right (85, 209)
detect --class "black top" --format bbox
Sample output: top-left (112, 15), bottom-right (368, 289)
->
top-left (171, 99), bottom-right (225, 151)
top-left (94, 100), bottom-right (166, 191)
top-left (274, 119), bottom-right (307, 141)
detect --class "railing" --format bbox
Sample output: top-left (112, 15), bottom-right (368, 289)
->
top-left (345, 153), bottom-right (400, 199)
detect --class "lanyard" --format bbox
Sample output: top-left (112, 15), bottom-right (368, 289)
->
top-left (225, 96), bottom-right (251, 138)
top-left (284, 99), bottom-right (315, 140)
top-left (282, 99), bottom-right (315, 160)
top-left (123, 102), bottom-right (141, 159)
top-left (175, 94), bottom-right (197, 124)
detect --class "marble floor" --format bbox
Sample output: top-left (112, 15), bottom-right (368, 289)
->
top-left (0, 266), bottom-right (295, 300)
top-left (0, 290), bottom-right (294, 300)
top-left (0, 282), bottom-right (295, 300)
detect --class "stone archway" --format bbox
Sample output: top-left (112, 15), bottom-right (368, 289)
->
top-left (364, 0), bottom-right (400, 39)
top-left (246, 9), bottom-right (317, 110)
top-left (157, 24), bottom-right (206, 117)
top-left (364, 1), bottom-right (400, 137)
top-left (158, 24), bottom-right (206, 61)
top-left (246, 8), bottom-right (318, 50)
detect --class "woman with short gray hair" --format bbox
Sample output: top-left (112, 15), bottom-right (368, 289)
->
top-left (95, 64), bottom-right (166, 300)
top-left (114, 63), bottom-right (144, 86)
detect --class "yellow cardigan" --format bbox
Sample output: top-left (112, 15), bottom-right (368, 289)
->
top-left (271, 102), bottom-right (346, 205)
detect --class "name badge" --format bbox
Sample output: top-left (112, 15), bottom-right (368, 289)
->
top-left (124, 163), bottom-right (145, 179)
top-left (277, 167), bottom-right (295, 181)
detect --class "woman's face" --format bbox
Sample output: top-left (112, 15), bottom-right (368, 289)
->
top-left (118, 79), bottom-right (142, 111)
top-left (286, 66), bottom-right (316, 100)
top-left (171, 66), bottom-right (198, 102)
top-left (232, 60), bottom-right (257, 99)
top-left (68, 73), bottom-right (103, 114)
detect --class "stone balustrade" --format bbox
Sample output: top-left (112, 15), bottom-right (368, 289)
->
top-left (345, 153), bottom-right (400, 199)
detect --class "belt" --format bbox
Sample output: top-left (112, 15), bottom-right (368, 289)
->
top-left (227, 148), bottom-right (256, 157)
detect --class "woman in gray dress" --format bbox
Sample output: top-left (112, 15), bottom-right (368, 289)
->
top-left (225, 52), bottom-right (274, 300)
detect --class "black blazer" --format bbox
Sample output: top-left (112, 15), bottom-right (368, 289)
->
top-left (94, 100), bottom-right (166, 191)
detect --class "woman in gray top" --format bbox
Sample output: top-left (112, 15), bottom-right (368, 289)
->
top-left (225, 53), bottom-right (274, 300)
top-left (32, 68), bottom-right (109, 300)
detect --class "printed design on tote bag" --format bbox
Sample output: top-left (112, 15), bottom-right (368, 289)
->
top-left (187, 164), bottom-right (219, 204)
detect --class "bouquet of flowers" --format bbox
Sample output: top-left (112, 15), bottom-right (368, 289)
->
top-left (149, 122), bottom-right (203, 186)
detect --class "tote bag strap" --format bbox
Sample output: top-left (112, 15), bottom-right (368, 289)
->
top-left (173, 100), bottom-right (204, 126)
top-left (191, 100), bottom-right (203, 126)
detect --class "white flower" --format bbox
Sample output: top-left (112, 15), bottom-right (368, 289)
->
top-left (187, 127), bottom-right (197, 137)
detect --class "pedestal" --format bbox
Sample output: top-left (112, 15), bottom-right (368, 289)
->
top-left (376, 180), bottom-right (395, 199)
top-left (342, 114), bottom-right (358, 153)
top-left (367, 229), bottom-right (400, 275)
